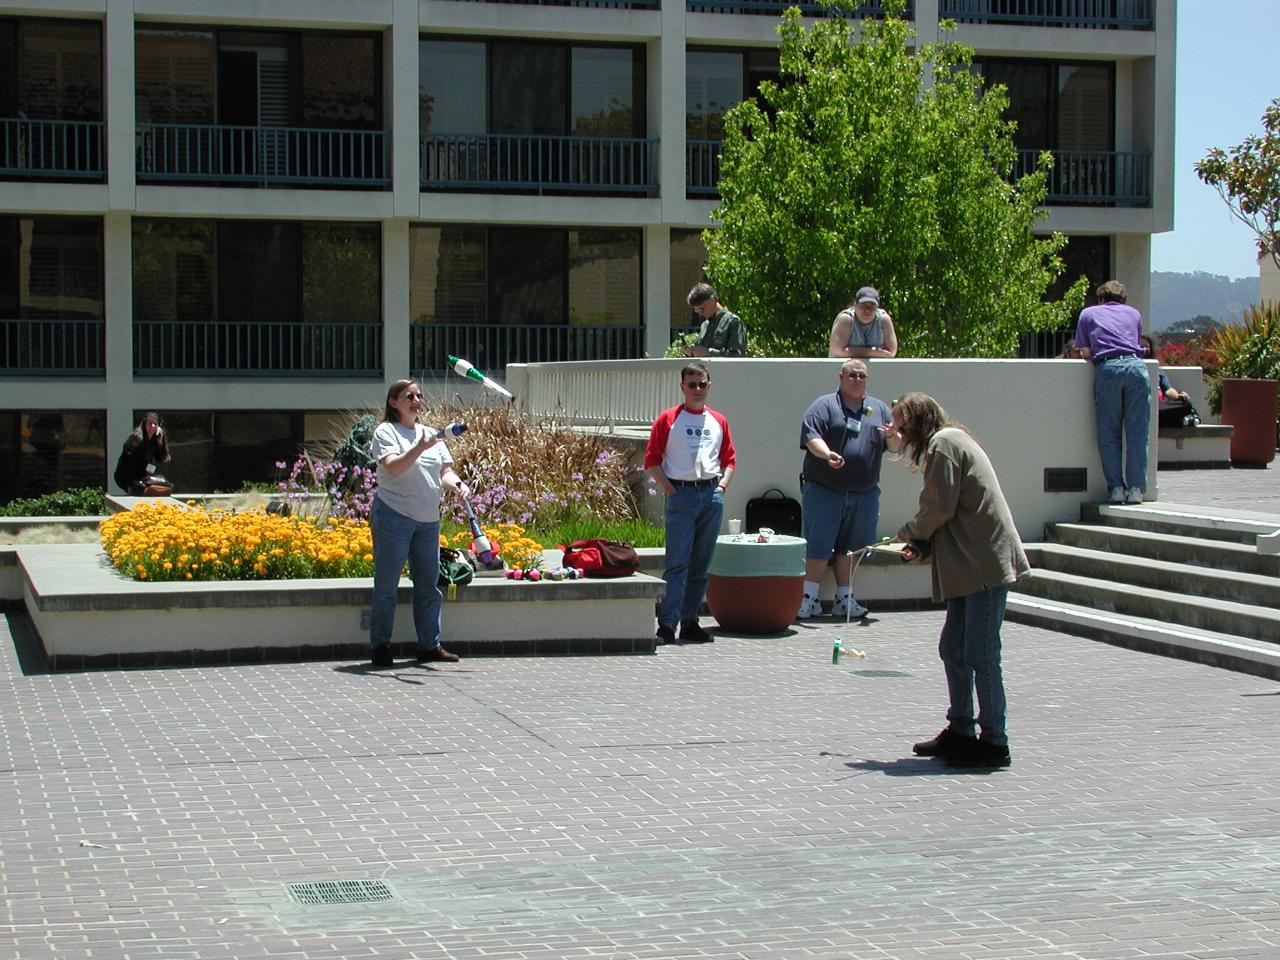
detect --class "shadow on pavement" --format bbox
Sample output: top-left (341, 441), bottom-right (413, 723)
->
top-left (842, 756), bottom-right (1002, 776)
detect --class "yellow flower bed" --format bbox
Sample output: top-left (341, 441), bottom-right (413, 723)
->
top-left (446, 523), bottom-right (544, 570)
top-left (100, 501), bottom-right (374, 582)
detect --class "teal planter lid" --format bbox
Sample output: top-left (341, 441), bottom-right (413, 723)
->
top-left (708, 534), bottom-right (806, 578)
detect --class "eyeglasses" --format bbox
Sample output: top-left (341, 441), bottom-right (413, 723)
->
top-left (683, 381), bottom-right (710, 389)
top-left (842, 372), bottom-right (869, 380)
top-left (403, 392), bottom-right (424, 400)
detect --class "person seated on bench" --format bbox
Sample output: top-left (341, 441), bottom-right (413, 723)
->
top-left (1139, 334), bottom-right (1200, 428)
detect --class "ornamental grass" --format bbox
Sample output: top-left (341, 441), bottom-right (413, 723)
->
top-left (100, 501), bottom-right (374, 582)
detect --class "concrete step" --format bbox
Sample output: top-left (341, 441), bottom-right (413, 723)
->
top-left (1082, 502), bottom-right (1280, 545)
top-left (1024, 542), bottom-right (1280, 609)
top-left (1006, 594), bottom-right (1280, 681)
top-left (1012, 567), bottom-right (1280, 643)
top-left (1047, 522), bottom-right (1280, 578)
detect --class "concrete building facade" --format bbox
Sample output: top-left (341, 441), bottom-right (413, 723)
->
top-left (0, 0), bottom-right (1175, 498)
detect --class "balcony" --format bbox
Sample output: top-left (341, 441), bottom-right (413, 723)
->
top-left (939, 0), bottom-right (1151, 29)
top-left (0, 118), bottom-right (105, 181)
top-left (136, 124), bottom-right (389, 189)
top-left (411, 322), bottom-right (644, 377)
top-left (1018, 148), bottom-right (1151, 206)
top-left (133, 321), bottom-right (382, 377)
top-left (0, 319), bottom-right (104, 376)
top-left (687, 140), bottom-right (723, 199)
top-left (685, 1), bottom-right (907, 15)
top-left (420, 134), bottom-right (658, 196)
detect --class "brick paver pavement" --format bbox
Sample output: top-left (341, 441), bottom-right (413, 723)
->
top-left (1, 465), bottom-right (1278, 959)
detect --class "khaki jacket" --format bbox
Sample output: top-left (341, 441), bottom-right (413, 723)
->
top-left (897, 428), bottom-right (1029, 602)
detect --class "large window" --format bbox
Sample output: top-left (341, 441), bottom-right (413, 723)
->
top-left (411, 226), bottom-right (640, 328)
top-left (0, 410), bottom-right (105, 503)
top-left (420, 38), bottom-right (645, 138)
top-left (1019, 234), bottom-right (1111, 358)
top-left (0, 216), bottom-right (103, 320)
top-left (0, 19), bottom-right (102, 121)
top-left (977, 58), bottom-right (1114, 153)
top-left (136, 28), bottom-right (381, 129)
top-left (686, 48), bottom-right (779, 140)
top-left (132, 220), bottom-right (380, 326)
top-left (670, 229), bottom-right (709, 329)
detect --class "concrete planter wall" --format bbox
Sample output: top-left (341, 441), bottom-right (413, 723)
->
top-left (1221, 378), bottom-right (1278, 467)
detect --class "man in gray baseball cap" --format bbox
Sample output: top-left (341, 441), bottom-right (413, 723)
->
top-left (829, 285), bottom-right (898, 359)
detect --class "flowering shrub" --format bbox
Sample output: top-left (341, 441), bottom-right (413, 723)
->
top-left (1158, 337), bottom-right (1220, 377)
top-left (445, 523), bottom-right (544, 570)
top-left (274, 454), bottom-right (376, 523)
top-left (100, 501), bottom-right (373, 582)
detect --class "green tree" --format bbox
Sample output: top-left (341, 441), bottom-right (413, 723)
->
top-left (1195, 98), bottom-right (1280, 274)
top-left (705, 1), bottom-right (1086, 357)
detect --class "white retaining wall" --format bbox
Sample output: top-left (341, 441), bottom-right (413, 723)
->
top-left (509, 357), bottom-right (1162, 544)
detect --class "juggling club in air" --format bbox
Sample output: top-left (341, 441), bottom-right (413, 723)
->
top-left (446, 355), bottom-right (514, 401)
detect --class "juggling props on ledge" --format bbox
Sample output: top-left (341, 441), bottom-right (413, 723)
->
top-left (506, 567), bottom-right (582, 581)
top-left (447, 355), bottom-right (514, 402)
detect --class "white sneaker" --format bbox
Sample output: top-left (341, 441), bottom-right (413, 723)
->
top-left (1125, 487), bottom-right (1143, 504)
top-left (1108, 486), bottom-right (1126, 503)
top-left (796, 594), bottom-right (823, 620)
top-left (832, 596), bottom-right (868, 620)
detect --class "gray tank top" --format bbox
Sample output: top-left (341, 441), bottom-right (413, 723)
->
top-left (844, 309), bottom-right (886, 349)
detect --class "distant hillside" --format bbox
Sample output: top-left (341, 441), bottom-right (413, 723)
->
top-left (1149, 271), bottom-right (1259, 331)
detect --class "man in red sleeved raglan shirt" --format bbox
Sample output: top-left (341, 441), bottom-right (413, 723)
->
top-left (644, 362), bottom-right (737, 646)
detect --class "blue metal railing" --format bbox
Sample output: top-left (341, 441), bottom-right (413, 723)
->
top-left (411, 322), bottom-right (644, 375)
top-left (1018, 327), bottom-right (1076, 359)
top-left (687, 140), bottom-right (722, 198)
top-left (133, 321), bottom-right (382, 377)
top-left (0, 118), bottom-right (105, 179)
top-left (136, 124), bottom-right (389, 188)
top-left (686, 1), bottom-right (906, 15)
top-left (420, 133), bottom-right (658, 195)
top-left (1017, 148), bottom-right (1151, 206)
top-left (0, 319), bottom-right (105, 375)
top-left (940, 0), bottom-right (1151, 29)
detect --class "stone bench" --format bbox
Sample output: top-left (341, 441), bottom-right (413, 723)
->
top-left (1158, 423), bottom-right (1234, 470)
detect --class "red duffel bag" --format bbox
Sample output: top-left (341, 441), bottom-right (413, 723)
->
top-left (561, 538), bottom-right (640, 578)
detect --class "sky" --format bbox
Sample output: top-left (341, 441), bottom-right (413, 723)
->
top-left (1148, 0), bottom-right (1277, 281)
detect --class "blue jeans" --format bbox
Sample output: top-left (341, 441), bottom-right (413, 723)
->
top-left (801, 481), bottom-right (880, 560)
top-left (939, 585), bottom-right (1009, 745)
top-left (369, 498), bottom-right (443, 651)
top-left (659, 484), bottom-right (724, 629)
top-left (1093, 357), bottom-right (1151, 490)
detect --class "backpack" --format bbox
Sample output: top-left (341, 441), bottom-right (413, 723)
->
top-left (437, 547), bottom-right (475, 600)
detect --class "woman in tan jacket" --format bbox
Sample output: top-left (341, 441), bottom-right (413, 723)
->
top-left (882, 393), bottom-right (1029, 769)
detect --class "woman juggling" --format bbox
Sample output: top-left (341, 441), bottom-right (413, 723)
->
top-left (880, 393), bottom-right (1029, 769)
top-left (368, 379), bottom-right (468, 669)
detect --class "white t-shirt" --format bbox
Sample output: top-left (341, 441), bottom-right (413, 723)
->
top-left (661, 407), bottom-right (726, 481)
top-left (371, 421), bottom-right (454, 523)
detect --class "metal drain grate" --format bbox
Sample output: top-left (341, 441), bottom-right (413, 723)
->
top-left (288, 879), bottom-right (395, 905)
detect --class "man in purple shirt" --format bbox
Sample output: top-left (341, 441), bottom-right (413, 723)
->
top-left (1074, 280), bottom-right (1151, 504)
